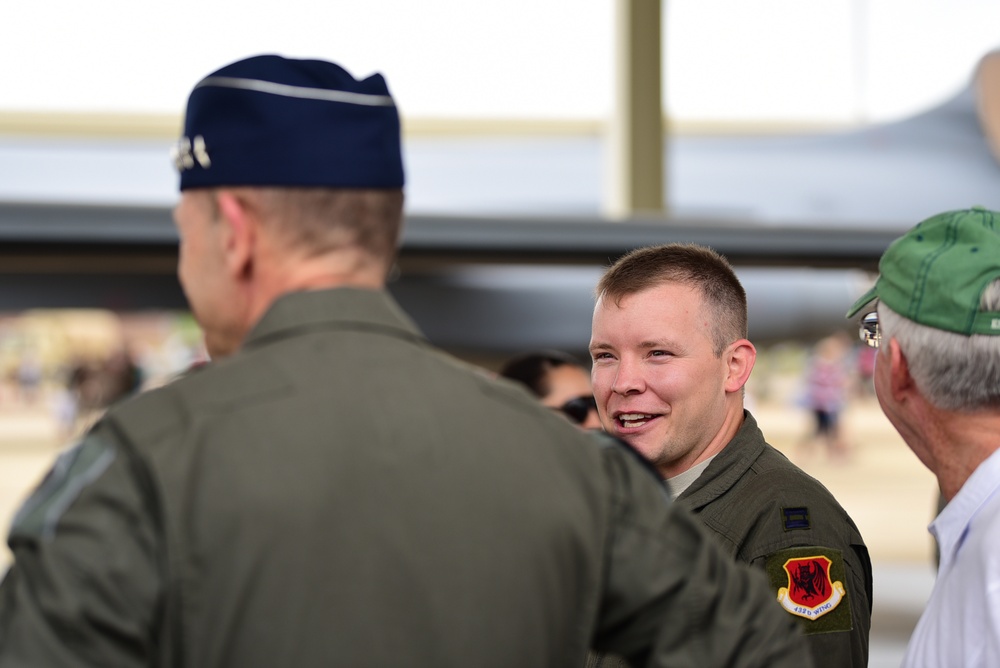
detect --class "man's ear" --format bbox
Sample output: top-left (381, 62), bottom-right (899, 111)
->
top-left (215, 191), bottom-right (256, 280)
top-left (887, 337), bottom-right (916, 402)
top-left (724, 339), bottom-right (756, 393)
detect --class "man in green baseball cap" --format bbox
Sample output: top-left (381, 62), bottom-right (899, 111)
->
top-left (847, 206), bottom-right (1000, 667)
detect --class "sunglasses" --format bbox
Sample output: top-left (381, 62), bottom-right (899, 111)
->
top-left (859, 311), bottom-right (880, 349)
top-left (558, 395), bottom-right (597, 425)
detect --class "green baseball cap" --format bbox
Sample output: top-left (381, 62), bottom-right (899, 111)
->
top-left (846, 207), bottom-right (1000, 336)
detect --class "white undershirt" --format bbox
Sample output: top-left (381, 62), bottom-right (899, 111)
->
top-left (665, 455), bottom-right (718, 500)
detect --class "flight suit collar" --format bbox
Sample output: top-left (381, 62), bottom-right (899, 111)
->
top-left (676, 410), bottom-right (766, 511)
top-left (244, 287), bottom-right (426, 350)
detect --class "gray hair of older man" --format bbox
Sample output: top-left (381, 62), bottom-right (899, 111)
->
top-left (878, 279), bottom-right (1000, 411)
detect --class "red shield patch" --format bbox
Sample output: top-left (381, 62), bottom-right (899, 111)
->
top-left (784, 556), bottom-right (833, 607)
top-left (776, 555), bottom-right (845, 620)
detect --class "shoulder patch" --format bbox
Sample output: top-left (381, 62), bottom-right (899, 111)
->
top-left (765, 546), bottom-right (853, 635)
top-left (11, 434), bottom-right (116, 541)
top-left (782, 506), bottom-right (811, 531)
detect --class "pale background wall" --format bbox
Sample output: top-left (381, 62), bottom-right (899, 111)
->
top-left (2, 1), bottom-right (998, 125)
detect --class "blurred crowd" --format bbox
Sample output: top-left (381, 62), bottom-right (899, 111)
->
top-left (0, 311), bottom-right (206, 440)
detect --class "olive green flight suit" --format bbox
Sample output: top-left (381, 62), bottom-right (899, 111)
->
top-left (676, 411), bottom-right (873, 668)
top-left (0, 289), bottom-right (813, 668)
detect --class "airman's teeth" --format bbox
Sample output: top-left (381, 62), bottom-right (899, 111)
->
top-left (618, 413), bottom-right (655, 428)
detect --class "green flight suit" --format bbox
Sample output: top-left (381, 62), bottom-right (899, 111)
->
top-left (0, 289), bottom-right (813, 668)
top-left (676, 411), bottom-right (873, 668)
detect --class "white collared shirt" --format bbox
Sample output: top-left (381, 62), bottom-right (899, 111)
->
top-left (902, 447), bottom-right (1000, 668)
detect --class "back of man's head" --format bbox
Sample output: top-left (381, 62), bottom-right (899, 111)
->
top-left (596, 243), bottom-right (748, 355)
top-left (848, 207), bottom-right (1000, 411)
top-left (173, 54), bottom-right (405, 266)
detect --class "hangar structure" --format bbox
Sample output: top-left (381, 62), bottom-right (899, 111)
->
top-left (0, 4), bottom-right (998, 355)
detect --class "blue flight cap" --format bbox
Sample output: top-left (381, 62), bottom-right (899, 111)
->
top-left (174, 54), bottom-right (405, 190)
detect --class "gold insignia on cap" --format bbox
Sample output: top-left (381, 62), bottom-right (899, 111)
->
top-left (192, 135), bottom-right (211, 169)
top-left (171, 135), bottom-right (211, 172)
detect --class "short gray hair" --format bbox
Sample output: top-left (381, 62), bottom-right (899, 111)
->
top-left (878, 279), bottom-right (1000, 411)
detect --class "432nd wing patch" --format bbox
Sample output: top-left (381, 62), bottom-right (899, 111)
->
top-left (765, 546), bottom-right (853, 634)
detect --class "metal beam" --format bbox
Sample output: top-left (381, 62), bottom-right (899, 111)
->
top-left (0, 202), bottom-right (896, 272)
top-left (607, 0), bottom-right (664, 218)
top-left (0, 203), bottom-right (888, 350)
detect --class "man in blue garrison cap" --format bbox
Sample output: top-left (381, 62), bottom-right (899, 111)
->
top-left (0, 55), bottom-right (811, 667)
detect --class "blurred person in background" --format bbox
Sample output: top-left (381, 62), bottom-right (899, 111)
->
top-left (14, 351), bottom-right (43, 406)
top-left (0, 55), bottom-right (812, 668)
top-left (590, 243), bottom-right (872, 667)
top-left (499, 349), bottom-right (602, 429)
top-left (54, 347), bottom-right (145, 441)
top-left (847, 207), bottom-right (1000, 667)
top-left (798, 333), bottom-right (852, 461)
top-left (854, 343), bottom-right (877, 396)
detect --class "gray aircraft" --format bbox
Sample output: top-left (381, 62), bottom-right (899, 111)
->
top-left (0, 50), bottom-right (997, 356)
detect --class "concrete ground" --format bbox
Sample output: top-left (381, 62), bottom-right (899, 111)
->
top-left (0, 392), bottom-right (938, 666)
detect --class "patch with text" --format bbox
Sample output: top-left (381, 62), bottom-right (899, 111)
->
top-left (765, 546), bottom-right (853, 634)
